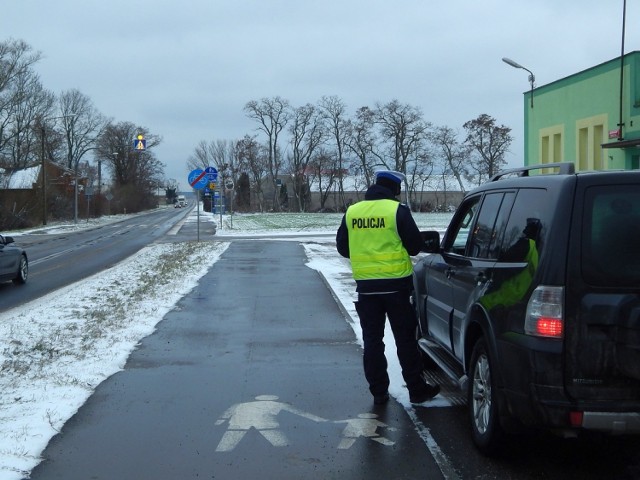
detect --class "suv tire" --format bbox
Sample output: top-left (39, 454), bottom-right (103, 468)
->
top-left (468, 337), bottom-right (504, 455)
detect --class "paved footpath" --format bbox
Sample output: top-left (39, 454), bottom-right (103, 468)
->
top-left (28, 240), bottom-right (444, 480)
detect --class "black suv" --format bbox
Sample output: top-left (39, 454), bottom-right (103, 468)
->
top-left (413, 163), bottom-right (640, 454)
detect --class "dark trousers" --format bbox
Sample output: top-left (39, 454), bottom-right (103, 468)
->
top-left (354, 291), bottom-right (425, 397)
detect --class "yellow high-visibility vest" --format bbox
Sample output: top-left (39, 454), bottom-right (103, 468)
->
top-left (346, 199), bottom-right (413, 280)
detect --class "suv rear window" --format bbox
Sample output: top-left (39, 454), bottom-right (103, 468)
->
top-left (582, 185), bottom-right (640, 287)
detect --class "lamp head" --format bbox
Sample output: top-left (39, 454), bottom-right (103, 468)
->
top-left (502, 57), bottom-right (523, 69)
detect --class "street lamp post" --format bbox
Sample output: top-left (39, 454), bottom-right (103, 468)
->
top-left (40, 121), bottom-right (47, 225)
top-left (74, 165), bottom-right (79, 223)
top-left (97, 158), bottom-right (102, 216)
top-left (502, 57), bottom-right (536, 108)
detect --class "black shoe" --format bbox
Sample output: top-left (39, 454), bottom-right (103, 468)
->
top-left (374, 393), bottom-right (390, 405)
top-left (409, 384), bottom-right (440, 404)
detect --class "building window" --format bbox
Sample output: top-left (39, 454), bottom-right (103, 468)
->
top-left (539, 125), bottom-right (564, 166)
top-left (576, 115), bottom-right (607, 171)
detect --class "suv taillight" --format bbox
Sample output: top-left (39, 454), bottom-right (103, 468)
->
top-left (525, 286), bottom-right (564, 338)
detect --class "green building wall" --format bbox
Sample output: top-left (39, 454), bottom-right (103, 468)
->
top-left (524, 51), bottom-right (640, 171)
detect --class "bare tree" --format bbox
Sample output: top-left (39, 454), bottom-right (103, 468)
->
top-left (188, 139), bottom-right (235, 176)
top-left (187, 140), bottom-right (212, 171)
top-left (318, 95), bottom-right (350, 210)
top-left (208, 139), bottom-right (233, 170)
top-left (58, 89), bottom-right (107, 173)
top-left (306, 149), bottom-right (341, 211)
top-left (345, 106), bottom-right (383, 188)
top-left (375, 100), bottom-right (430, 209)
top-left (0, 39), bottom-right (52, 169)
top-left (463, 114), bottom-right (512, 183)
top-left (244, 96), bottom-right (290, 210)
top-left (235, 135), bottom-right (267, 212)
top-left (0, 39), bottom-right (41, 93)
top-left (0, 39), bottom-right (42, 167)
top-left (11, 73), bottom-right (55, 169)
top-left (430, 125), bottom-right (471, 194)
top-left (95, 121), bottom-right (164, 212)
top-left (287, 103), bottom-right (324, 211)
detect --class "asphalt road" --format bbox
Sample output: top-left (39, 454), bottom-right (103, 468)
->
top-left (0, 207), bottom-right (192, 312)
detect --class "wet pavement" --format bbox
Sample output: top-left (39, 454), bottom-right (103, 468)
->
top-left (28, 239), bottom-right (444, 480)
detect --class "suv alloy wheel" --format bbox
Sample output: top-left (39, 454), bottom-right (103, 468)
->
top-left (468, 337), bottom-right (504, 455)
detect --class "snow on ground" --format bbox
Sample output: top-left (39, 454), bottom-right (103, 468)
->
top-left (0, 207), bottom-right (452, 480)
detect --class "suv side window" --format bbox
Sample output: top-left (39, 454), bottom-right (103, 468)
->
top-left (468, 192), bottom-right (515, 259)
top-left (444, 196), bottom-right (481, 255)
top-left (499, 189), bottom-right (549, 261)
top-left (489, 192), bottom-right (515, 259)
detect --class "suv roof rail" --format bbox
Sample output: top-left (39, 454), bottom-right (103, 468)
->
top-left (490, 162), bottom-right (575, 182)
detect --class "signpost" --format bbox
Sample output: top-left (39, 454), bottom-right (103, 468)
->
top-left (105, 192), bottom-right (113, 215)
top-left (188, 167), bottom-right (221, 239)
top-left (188, 169), bottom-right (209, 242)
top-left (225, 179), bottom-right (234, 228)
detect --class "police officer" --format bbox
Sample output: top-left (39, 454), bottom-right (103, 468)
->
top-left (336, 170), bottom-right (440, 405)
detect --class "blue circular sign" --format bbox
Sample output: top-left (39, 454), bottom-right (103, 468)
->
top-left (205, 166), bottom-right (218, 181)
top-left (188, 169), bottom-right (208, 190)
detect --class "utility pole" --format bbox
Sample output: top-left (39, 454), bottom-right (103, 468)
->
top-left (40, 121), bottom-right (47, 225)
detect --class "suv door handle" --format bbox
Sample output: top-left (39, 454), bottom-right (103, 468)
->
top-left (475, 272), bottom-right (487, 284)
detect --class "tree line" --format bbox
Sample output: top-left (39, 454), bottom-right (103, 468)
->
top-left (1, 37), bottom-right (516, 225)
top-left (0, 39), bottom-right (169, 227)
top-left (188, 96), bottom-right (513, 213)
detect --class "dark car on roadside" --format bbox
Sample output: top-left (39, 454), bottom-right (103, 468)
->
top-left (0, 234), bottom-right (28, 285)
top-left (413, 162), bottom-right (640, 455)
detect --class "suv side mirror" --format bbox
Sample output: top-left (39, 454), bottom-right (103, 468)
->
top-left (420, 231), bottom-right (440, 253)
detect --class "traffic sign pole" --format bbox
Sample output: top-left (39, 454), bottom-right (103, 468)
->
top-left (188, 169), bottom-right (209, 241)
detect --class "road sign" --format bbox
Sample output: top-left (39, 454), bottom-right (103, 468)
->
top-left (133, 134), bottom-right (146, 150)
top-left (188, 169), bottom-right (208, 190)
top-left (205, 166), bottom-right (218, 181)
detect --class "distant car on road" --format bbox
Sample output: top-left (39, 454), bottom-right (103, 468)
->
top-left (0, 234), bottom-right (28, 284)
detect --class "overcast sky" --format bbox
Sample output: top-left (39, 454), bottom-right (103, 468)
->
top-left (2, 1), bottom-right (637, 189)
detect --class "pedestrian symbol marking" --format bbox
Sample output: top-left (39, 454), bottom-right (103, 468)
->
top-left (335, 413), bottom-right (395, 449)
top-left (214, 395), bottom-right (326, 452)
top-left (214, 395), bottom-right (398, 452)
